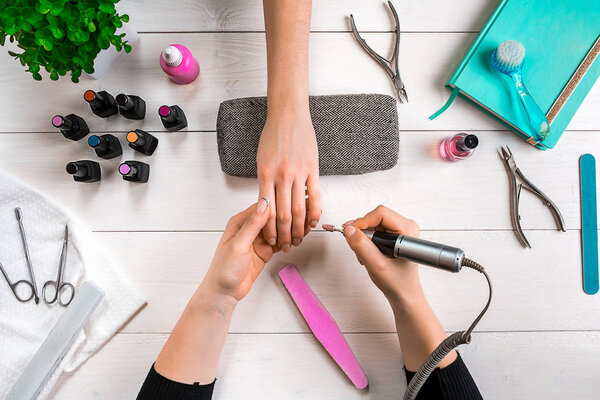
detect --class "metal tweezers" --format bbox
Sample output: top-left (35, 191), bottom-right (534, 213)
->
top-left (349, 1), bottom-right (408, 103)
top-left (499, 146), bottom-right (566, 248)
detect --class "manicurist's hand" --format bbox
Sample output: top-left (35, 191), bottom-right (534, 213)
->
top-left (342, 205), bottom-right (457, 371)
top-left (342, 205), bottom-right (422, 305)
top-left (257, 110), bottom-right (320, 252)
top-left (154, 199), bottom-right (275, 385)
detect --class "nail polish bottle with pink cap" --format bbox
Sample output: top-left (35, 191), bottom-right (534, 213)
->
top-left (159, 44), bottom-right (199, 84)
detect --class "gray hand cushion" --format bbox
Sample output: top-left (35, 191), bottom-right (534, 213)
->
top-left (216, 94), bottom-right (399, 177)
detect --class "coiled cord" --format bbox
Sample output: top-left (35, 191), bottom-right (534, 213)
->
top-left (403, 258), bottom-right (492, 400)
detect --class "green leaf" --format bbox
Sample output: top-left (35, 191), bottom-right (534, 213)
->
top-left (8, 51), bottom-right (19, 57)
top-left (98, 1), bottom-right (115, 14)
top-left (42, 40), bottom-right (53, 51)
top-left (50, 70), bottom-right (59, 80)
top-left (97, 36), bottom-right (110, 49)
top-left (123, 43), bottom-right (131, 53)
top-left (37, 4), bottom-right (51, 14)
top-left (49, 25), bottom-right (64, 39)
top-left (32, 72), bottom-right (42, 80)
top-left (120, 14), bottom-right (129, 22)
top-left (83, 63), bottom-right (94, 74)
top-left (88, 21), bottom-right (96, 32)
top-left (100, 25), bottom-right (116, 38)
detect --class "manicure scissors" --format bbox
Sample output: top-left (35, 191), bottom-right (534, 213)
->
top-left (499, 146), bottom-right (566, 247)
top-left (15, 207), bottom-right (40, 303)
top-left (42, 225), bottom-right (75, 306)
top-left (0, 260), bottom-right (36, 302)
top-left (349, 1), bottom-right (408, 103)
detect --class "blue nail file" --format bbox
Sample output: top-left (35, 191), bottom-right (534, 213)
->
top-left (580, 154), bottom-right (599, 295)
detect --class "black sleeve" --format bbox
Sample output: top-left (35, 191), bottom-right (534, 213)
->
top-left (136, 364), bottom-right (215, 400)
top-left (404, 353), bottom-right (483, 400)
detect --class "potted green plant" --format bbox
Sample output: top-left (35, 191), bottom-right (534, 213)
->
top-left (0, 0), bottom-right (133, 82)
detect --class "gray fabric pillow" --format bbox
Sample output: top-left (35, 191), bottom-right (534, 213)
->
top-left (216, 94), bottom-right (399, 177)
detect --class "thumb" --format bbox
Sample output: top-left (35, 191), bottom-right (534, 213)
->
top-left (234, 197), bottom-right (271, 246)
top-left (343, 225), bottom-right (388, 269)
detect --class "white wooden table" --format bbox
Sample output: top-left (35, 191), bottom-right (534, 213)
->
top-left (1, 1), bottom-right (599, 398)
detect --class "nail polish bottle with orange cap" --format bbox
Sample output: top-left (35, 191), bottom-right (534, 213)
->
top-left (84, 90), bottom-right (118, 118)
top-left (126, 129), bottom-right (158, 156)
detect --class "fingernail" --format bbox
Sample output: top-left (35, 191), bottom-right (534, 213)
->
top-left (310, 220), bottom-right (318, 228)
top-left (344, 225), bottom-right (356, 237)
top-left (268, 238), bottom-right (276, 246)
top-left (257, 197), bottom-right (269, 214)
top-left (282, 243), bottom-right (291, 252)
top-left (292, 238), bottom-right (301, 246)
top-left (342, 220), bottom-right (355, 228)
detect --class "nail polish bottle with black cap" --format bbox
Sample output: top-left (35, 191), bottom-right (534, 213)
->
top-left (116, 93), bottom-right (146, 120)
top-left (126, 129), bottom-right (159, 156)
top-left (51, 114), bottom-right (89, 141)
top-left (119, 161), bottom-right (150, 183)
top-left (66, 160), bottom-right (101, 182)
top-left (158, 105), bottom-right (187, 131)
top-left (84, 90), bottom-right (118, 118)
top-left (88, 134), bottom-right (122, 159)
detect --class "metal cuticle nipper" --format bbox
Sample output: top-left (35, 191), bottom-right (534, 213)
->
top-left (349, 1), bottom-right (408, 103)
top-left (499, 146), bottom-right (566, 248)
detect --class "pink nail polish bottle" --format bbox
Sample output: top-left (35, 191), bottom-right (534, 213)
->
top-left (159, 44), bottom-right (200, 84)
top-left (439, 133), bottom-right (479, 162)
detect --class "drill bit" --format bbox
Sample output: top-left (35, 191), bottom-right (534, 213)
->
top-left (322, 224), bottom-right (345, 234)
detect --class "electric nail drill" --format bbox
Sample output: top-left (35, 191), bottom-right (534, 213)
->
top-left (323, 225), bottom-right (464, 272)
top-left (322, 224), bottom-right (492, 400)
top-left (116, 94), bottom-right (146, 120)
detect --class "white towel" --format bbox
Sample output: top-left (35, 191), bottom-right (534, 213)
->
top-left (0, 171), bottom-right (146, 399)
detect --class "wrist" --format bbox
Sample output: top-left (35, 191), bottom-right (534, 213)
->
top-left (266, 91), bottom-right (310, 120)
top-left (189, 284), bottom-right (238, 317)
top-left (387, 282), bottom-right (427, 315)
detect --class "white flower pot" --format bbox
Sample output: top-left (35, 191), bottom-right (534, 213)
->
top-left (86, 23), bottom-right (139, 80)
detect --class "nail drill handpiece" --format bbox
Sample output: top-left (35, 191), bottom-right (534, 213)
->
top-left (323, 225), bottom-right (464, 272)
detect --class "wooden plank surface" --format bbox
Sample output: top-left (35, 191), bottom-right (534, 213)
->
top-left (1, 33), bottom-right (599, 133)
top-left (117, 0), bottom-right (498, 33)
top-left (51, 331), bottom-right (600, 399)
top-left (1, 0), bottom-right (599, 398)
top-left (99, 230), bottom-right (598, 334)
top-left (0, 130), bottom-right (593, 231)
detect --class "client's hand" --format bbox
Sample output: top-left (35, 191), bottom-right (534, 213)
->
top-left (257, 112), bottom-right (321, 252)
top-left (200, 198), bottom-right (275, 306)
top-left (342, 205), bottom-right (422, 305)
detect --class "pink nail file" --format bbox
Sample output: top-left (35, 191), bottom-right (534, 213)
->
top-left (279, 264), bottom-right (369, 389)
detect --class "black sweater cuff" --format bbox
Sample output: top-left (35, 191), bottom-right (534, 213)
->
top-left (404, 353), bottom-right (483, 400)
top-left (136, 363), bottom-right (215, 400)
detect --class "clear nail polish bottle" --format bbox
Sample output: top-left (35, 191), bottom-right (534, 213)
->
top-left (439, 133), bottom-right (479, 162)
